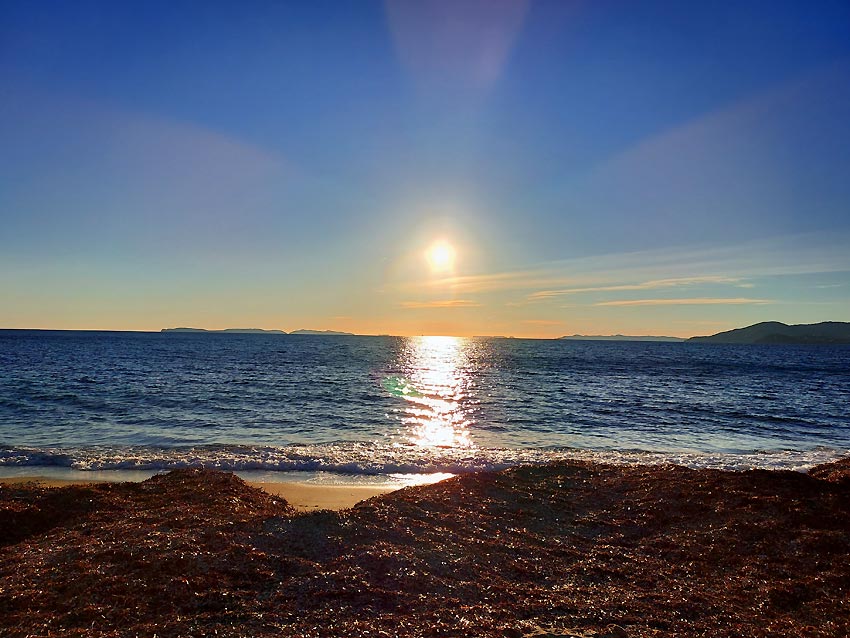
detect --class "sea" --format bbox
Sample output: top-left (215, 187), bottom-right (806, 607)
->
top-left (1, 330), bottom-right (848, 486)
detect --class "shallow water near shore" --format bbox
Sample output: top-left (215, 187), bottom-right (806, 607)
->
top-left (2, 330), bottom-right (848, 482)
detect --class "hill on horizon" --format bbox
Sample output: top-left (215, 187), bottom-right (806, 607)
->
top-left (162, 328), bottom-right (287, 335)
top-left (688, 321), bottom-right (850, 344)
top-left (289, 329), bottom-right (355, 336)
top-left (162, 328), bottom-right (357, 336)
top-left (560, 334), bottom-right (684, 342)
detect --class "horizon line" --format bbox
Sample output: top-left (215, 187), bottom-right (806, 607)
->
top-left (0, 326), bottom-right (695, 340)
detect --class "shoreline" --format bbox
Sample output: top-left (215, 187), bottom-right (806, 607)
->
top-left (1, 459), bottom-right (848, 636)
top-left (0, 474), bottom-right (400, 511)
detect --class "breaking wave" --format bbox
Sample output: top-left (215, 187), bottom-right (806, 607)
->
top-left (1, 443), bottom-right (846, 476)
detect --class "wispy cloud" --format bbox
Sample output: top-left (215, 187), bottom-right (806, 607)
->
top-left (428, 270), bottom-right (559, 294)
top-left (594, 298), bottom-right (771, 307)
top-left (400, 299), bottom-right (481, 309)
top-left (415, 232), bottom-right (850, 298)
top-left (521, 319), bottom-right (566, 326)
top-left (393, 233), bottom-right (850, 318)
top-left (528, 275), bottom-right (744, 301)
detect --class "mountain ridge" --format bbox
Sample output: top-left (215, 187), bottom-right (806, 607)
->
top-left (161, 328), bottom-right (287, 335)
top-left (161, 327), bottom-right (357, 336)
top-left (289, 329), bottom-right (355, 336)
top-left (560, 334), bottom-right (684, 342)
top-left (688, 321), bottom-right (850, 344)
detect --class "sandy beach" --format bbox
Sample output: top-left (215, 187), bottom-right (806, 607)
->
top-left (248, 481), bottom-right (397, 511)
top-left (0, 475), bottom-right (397, 512)
top-left (1, 459), bottom-right (849, 637)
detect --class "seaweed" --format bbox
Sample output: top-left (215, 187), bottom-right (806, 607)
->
top-left (1, 461), bottom-right (848, 637)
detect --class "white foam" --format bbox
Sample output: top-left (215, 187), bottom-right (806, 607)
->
top-left (1, 443), bottom-right (846, 477)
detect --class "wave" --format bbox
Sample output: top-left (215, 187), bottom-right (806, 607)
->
top-left (1, 443), bottom-right (847, 476)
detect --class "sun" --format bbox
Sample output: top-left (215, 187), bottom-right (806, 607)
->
top-left (425, 240), bottom-right (456, 273)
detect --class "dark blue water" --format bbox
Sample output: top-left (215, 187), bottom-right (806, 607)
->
top-left (1, 330), bottom-right (848, 477)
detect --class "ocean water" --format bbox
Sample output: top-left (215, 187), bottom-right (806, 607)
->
top-left (1, 330), bottom-right (848, 483)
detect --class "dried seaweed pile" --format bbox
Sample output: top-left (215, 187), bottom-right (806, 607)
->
top-left (1, 460), bottom-right (848, 637)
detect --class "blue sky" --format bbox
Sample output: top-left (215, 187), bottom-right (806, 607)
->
top-left (2, 0), bottom-right (849, 336)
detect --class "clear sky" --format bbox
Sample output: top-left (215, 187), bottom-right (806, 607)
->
top-left (2, 0), bottom-right (849, 337)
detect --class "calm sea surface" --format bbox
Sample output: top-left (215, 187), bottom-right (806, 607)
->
top-left (1, 330), bottom-right (848, 481)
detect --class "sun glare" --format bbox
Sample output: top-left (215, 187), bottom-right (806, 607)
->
top-left (426, 240), bottom-right (456, 273)
top-left (389, 336), bottom-right (474, 449)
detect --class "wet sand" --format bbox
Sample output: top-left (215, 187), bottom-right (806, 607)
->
top-left (1, 459), bottom-right (849, 637)
top-left (248, 481), bottom-right (397, 510)
top-left (0, 475), bottom-right (396, 511)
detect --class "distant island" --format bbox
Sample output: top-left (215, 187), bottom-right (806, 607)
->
top-left (156, 324), bottom-right (849, 343)
top-left (560, 335), bottom-right (684, 342)
top-left (162, 328), bottom-right (357, 336)
top-left (289, 329), bottom-right (355, 336)
top-left (689, 321), bottom-right (850, 344)
top-left (162, 328), bottom-right (287, 334)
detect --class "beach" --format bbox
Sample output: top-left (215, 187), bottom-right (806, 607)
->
top-left (5, 0), bottom-right (850, 634)
top-left (0, 475), bottom-right (397, 512)
top-left (2, 459), bottom-right (848, 637)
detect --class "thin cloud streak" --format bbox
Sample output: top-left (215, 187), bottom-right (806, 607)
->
top-left (400, 299), bottom-right (481, 309)
top-left (594, 298), bottom-right (772, 307)
top-left (414, 232), bottom-right (850, 298)
top-left (529, 276), bottom-right (744, 300)
top-left (428, 269), bottom-right (559, 294)
top-left (521, 319), bottom-right (566, 326)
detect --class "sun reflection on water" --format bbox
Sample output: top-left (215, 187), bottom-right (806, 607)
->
top-left (384, 336), bottom-right (475, 449)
